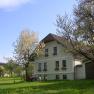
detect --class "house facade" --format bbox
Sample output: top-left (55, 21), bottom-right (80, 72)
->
top-left (33, 33), bottom-right (86, 80)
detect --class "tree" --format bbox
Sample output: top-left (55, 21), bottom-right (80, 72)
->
top-left (14, 30), bottom-right (38, 81)
top-left (5, 58), bottom-right (17, 77)
top-left (14, 65), bottom-right (23, 77)
top-left (56, 0), bottom-right (94, 62)
top-left (0, 66), bottom-right (5, 77)
top-left (27, 63), bottom-right (34, 77)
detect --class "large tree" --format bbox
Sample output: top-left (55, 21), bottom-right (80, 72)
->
top-left (56, 0), bottom-right (94, 62)
top-left (14, 30), bottom-right (38, 81)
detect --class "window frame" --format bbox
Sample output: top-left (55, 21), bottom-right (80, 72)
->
top-left (62, 60), bottom-right (67, 70)
top-left (55, 61), bottom-right (59, 71)
top-left (56, 75), bottom-right (60, 80)
top-left (63, 74), bottom-right (67, 80)
top-left (43, 62), bottom-right (47, 71)
top-left (53, 47), bottom-right (57, 55)
top-left (45, 48), bottom-right (48, 57)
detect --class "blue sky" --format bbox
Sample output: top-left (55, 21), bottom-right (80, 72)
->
top-left (0, 0), bottom-right (76, 62)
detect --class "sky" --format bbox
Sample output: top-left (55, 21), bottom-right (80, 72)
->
top-left (0, 0), bottom-right (76, 62)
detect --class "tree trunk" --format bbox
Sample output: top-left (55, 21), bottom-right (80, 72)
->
top-left (25, 67), bottom-right (29, 81)
top-left (10, 71), bottom-right (13, 77)
top-left (25, 62), bottom-right (29, 81)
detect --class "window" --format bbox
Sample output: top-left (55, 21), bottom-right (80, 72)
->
top-left (45, 49), bottom-right (48, 57)
top-left (38, 63), bottom-right (42, 72)
top-left (43, 62), bottom-right (47, 71)
top-left (56, 75), bottom-right (60, 80)
top-left (53, 47), bottom-right (57, 55)
top-left (44, 74), bottom-right (47, 80)
top-left (63, 74), bottom-right (67, 80)
top-left (55, 61), bottom-right (59, 70)
top-left (62, 60), bottom-right (67, 70)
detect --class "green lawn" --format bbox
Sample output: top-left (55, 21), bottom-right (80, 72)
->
top-left (0, 78), bottom-right (94, 94)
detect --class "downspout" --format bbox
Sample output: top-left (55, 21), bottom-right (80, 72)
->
top-left (74, 60), bottom-right (76, 80)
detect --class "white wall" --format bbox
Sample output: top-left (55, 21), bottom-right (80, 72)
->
top-left (74, 60), bottom-right (82, 66)
top-left (33, 41), bottom-right (76, 80)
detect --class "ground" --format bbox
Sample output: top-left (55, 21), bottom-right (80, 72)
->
top-left (0, 78), bottom-right (94, 94)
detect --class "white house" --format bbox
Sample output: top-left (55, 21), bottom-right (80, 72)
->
top-left (33, 33), bottom-right (86, 80)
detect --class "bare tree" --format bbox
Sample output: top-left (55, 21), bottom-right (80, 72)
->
top-left (56, 0), bottom-right (94, 62)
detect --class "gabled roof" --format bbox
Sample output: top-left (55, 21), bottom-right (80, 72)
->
top-left (41, 33), bottom-right (64, 43)
top-left (37, 33), bottom-right (81, 60)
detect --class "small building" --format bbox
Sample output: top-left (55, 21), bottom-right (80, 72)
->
top-left (33, 33), bottom-right (86, 80)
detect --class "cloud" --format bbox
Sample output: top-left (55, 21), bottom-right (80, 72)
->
top-left (0, 0), bottom-right (31, 10)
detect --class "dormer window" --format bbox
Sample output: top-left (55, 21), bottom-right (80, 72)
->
top-left (53, 47), bottom-right (57, 55)
top-left (45, 49), bottom-right (48, 57)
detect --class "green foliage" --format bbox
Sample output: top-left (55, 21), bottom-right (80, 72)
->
top-left (4, 58), bottom-right (23, 78)
top-left (0, 78), bottom-right (94, 94)
top-left (27, 63), bottom-right (34, 77)
top-left (5, 59), bottom-right (17, 77)
top-left (0, 66), bottom-right (5, 77)
top-left (14, 65), bottom-right (23, 77)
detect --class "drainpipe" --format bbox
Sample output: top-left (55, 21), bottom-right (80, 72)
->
top-left (74, 61), bottom-right (76, 80)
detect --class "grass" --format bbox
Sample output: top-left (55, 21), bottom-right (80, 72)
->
top-left (0, 78), bottom-right (94, 94)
